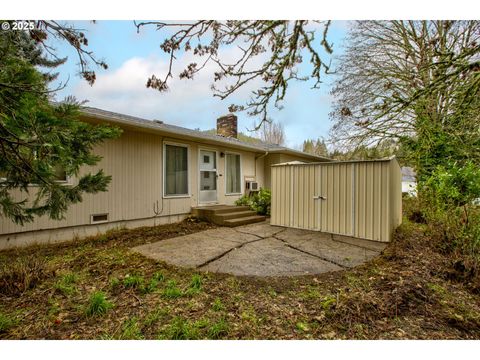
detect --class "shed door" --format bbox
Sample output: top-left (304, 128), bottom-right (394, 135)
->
top-left (314, 164), bottom-right (355, 236)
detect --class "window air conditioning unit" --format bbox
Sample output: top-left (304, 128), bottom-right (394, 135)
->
top-left (246, 180), bottom-right (259, 191)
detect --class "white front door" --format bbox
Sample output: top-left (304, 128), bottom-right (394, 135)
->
top-left (199, 150), bottom-right (218, 204)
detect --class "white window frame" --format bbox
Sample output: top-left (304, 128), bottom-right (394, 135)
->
top-left (225, 151), bottom-right (243, 196)
top-left (163, 141), bottom-right (191, 198)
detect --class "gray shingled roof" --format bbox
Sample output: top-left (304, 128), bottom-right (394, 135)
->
top-left (80, 106), bottom-right (331, 161)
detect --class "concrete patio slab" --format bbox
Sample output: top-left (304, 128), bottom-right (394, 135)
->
top-left (200, 237), bottom-right (342, 276)
top-left (133, 228), bottom-right (258, 268)
top-left (274, 228), bottom-right (382, 268)
top-left (132, 221), bottom-right (387, 277)
top-left (234, 222), bottom-right (285, 238)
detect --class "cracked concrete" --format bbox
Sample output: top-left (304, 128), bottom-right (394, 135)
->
top-left (132, 221), bottom-right (387, 277)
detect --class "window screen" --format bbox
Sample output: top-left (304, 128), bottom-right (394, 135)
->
top-left (165, 145), bottom-right (188, 196)
top-left (226, 154), bottom-right (241, 194)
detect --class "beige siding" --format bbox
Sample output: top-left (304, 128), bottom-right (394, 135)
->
top-left (263, 154), bottom-right (281, 189)
top-left (0, 127), bottom-right (264, 245)
top-left (271, 158), bottom-right (402, 243)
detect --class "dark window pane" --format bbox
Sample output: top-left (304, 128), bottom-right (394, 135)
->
top-left (54, 164), bottom-right (67, 181)
top-left (165, 145), bottom-right (188, 196)
top-left (226, 154), bottom-right (241, 193)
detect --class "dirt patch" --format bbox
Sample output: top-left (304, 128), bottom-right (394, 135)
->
top-left (0, 217), bottom-right (479, 339)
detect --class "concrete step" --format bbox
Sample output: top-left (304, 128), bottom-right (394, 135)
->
top-left (192, 205), bottom-right (250, 216)
top-left (207, 205), bottom-right (251, 215)
top-left (214, 210), bottom-right (258, 221)
top-left (223, 215), bottom-right (267, 227)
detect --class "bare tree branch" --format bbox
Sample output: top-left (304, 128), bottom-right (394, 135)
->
top-left (135, 20), bottom-right (333, 127)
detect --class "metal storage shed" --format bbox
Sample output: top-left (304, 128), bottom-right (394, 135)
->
top-left (270, 157), bottom-right (402, 242)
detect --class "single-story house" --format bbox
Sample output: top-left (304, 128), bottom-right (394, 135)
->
top-left (0, 106), bottom-right (329, 249)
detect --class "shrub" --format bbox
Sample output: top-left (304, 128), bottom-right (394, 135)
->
top-left (235, 188), bottom-right (271, 216)
top-left (85, 291), bottom-right (113, 317)
top-left (235, 195), bottom-right (251, 207)
top-left (420, 161), bottom-right (480, 264)
top-left (0, 256), bottom-right (53, 296)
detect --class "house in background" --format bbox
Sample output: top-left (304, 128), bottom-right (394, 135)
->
top-left (401, 166), bottom-right (417, 196)
top-left (0, 106), bottom-right (329, 249)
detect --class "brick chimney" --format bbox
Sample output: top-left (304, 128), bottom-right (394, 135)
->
top-left (216, 114), bottom-right (238, 138)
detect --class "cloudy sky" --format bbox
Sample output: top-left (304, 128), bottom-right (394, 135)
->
top-left (49, 21), bottom-right (349, 149)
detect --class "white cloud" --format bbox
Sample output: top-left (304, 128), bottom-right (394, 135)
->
top-left (71, 43), bottom-right (333, 144)
top-left (73, 47), bottom-right (267, 130)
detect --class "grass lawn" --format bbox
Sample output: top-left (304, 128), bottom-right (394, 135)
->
top-left (1, 216), bottom-right (480, 339)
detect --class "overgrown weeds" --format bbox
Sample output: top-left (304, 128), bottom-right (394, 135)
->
top-left (1, 217), bottom-right (480, 339)
top-left (54, 273), bottom-right (78, 296)
top-left (122, 274), bottom-right (144, 289)
top-left (0, 256), bottom-right (53, 296)
top-left (162, 280), bottom-right (182, 299)
top-left (85, 291), bottom-right (113, 317)
top-left (159, 316), bottom-right (200, 340)
top-left (0, 312), bottom-right (15, 333)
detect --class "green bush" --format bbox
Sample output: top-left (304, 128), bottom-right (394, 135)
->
top-left (420, 161), bottom-right (480, 262)
top-left (235, 188), bottom-right (271, 216)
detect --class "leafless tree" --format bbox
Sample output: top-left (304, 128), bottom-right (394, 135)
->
top-left (134, 21), bottom-right (333, 127)
top-left (254, 120), bottom-right (285, 145)
top-left (329, 21), bottom-right (480, 150)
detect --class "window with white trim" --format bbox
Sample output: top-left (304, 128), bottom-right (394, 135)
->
top-left (226, 153), bottom-right (241, 194)
top-left (164, 144), bottom-right (189, 196)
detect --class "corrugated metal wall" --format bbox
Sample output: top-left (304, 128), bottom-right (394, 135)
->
top-left (271, 158), bottom-right (402, 242)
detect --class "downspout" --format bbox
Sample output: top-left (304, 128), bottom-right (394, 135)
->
top-left (254, 151), bottom-right (269, 180)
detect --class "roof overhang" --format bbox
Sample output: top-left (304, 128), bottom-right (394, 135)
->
top-left (79, 106), bottom-right (331, 161)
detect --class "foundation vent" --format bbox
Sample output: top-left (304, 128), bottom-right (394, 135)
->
top-left (91, 213), bottom-right (109, 224)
